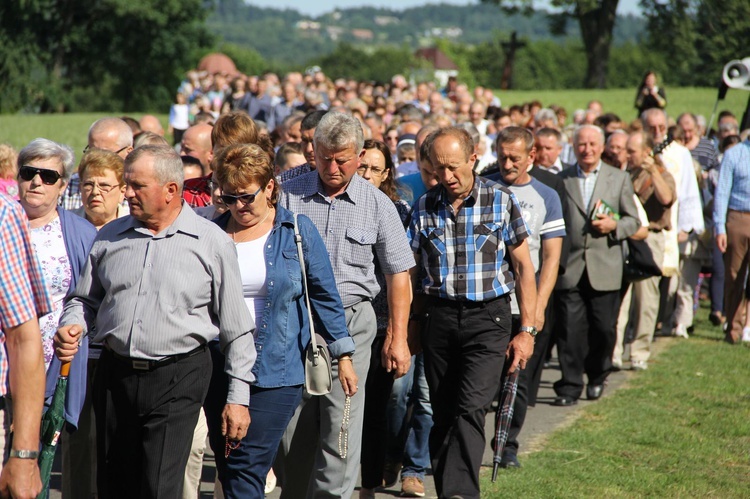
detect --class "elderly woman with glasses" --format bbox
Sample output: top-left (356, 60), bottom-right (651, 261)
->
top-left (16, 138), bottom-right (97, 434)
top-left (72, 149), bottom-right (129, 229)
top-left (203, 143), bottom-right (357, 497)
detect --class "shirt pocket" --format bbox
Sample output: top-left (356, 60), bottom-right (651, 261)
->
top-left (474, 223), bottom-right (502, 254)
top-left (345, 227), bottom-right (377, 268)
top-left (282, 248), bottom-right (302, 281)
top-left (420, 227), bottom-right (446, 256)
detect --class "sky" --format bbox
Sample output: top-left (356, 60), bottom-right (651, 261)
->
top-left (245, 0), bottom-right (642, 17)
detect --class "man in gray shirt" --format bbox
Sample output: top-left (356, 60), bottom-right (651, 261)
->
top-left (55, 145), bottom-right (256, 499)
top-left (277, 112), bottom-right (415, 498)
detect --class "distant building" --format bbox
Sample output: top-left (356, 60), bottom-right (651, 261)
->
top-left (415, 47), bottom-right (459, 87)
top-left (374, 16), bottom-right (400, 26)
top-left (351, 29), bottom-right (374, 40)
top-left (425, 27), bottom-right (463, 39)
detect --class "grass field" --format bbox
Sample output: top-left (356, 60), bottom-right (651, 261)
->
top-left (0, 87), bottom-right (748, 154)
top-left (481, 305), bottom-right (750, 498)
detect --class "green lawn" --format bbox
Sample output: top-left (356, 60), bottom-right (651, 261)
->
top-left (481, 307), bottom-right (750, 498)
top-left (0, 113), bottom-right (169, 155)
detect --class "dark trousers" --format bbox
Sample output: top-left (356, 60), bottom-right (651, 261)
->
top-left (360, 334), bottom-right (396, 489)
top-left (554, 271), bottom-right (620, 399)
top-left (93, 348), bottom-right (210, 499)
top-left (498, 307), bottom-right (554, 454)
top-left (204, 342), bottom-right (303, 498)
top-left (422, 295), bottom-right (511, 499)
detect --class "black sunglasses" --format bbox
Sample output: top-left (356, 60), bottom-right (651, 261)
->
top-left (19, 166), bottom-right (63, 185)
top-left (220, 186), bottom-right (263, 206)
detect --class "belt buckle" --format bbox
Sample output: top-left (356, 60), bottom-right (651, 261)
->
top-left (132, 360), bottom-right (151, 371)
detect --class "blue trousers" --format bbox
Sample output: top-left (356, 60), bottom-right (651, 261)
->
top-left (204, 342), bottom-right (303, 499)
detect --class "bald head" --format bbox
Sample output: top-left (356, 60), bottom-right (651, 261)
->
top-left (139, 115), bottom-right (164, 136)
top-left (88, 117), bottom-right (134, 158)
top-left (181, 124), bottom-right (214, 174)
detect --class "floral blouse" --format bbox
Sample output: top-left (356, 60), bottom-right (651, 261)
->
top-left (30, 216), bottom-right (72, 371)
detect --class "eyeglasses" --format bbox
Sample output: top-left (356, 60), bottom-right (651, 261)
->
top-left (81, 180), bottom-right (119, 194)
top-left (19, 166), bottom-right (63, 185)
top-left (83, 145), bottom-right (129, 155)
top-left (357, 165), bottom-right (386, 176)
top-left (220, 186), bottom-right (263, 206)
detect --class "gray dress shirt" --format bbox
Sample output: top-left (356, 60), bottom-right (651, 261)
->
top-left (60, 204), bottom-right (256, 405)
top-left (278, 172), bottom-right (415, 307)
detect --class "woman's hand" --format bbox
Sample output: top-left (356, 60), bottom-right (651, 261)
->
top-left (338, 357), bottom-right (358, 397)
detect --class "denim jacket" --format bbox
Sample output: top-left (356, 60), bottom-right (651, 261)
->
top-left (215, 206), bottom-right (354, 388)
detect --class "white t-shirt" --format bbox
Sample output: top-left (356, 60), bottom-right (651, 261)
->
top-left (235, 230), bottom-right (271, 322)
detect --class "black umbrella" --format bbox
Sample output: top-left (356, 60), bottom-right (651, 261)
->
top-left (492, 367), bottom-right (520, 482)
top-left (37, 361), bottom-right (70, 498)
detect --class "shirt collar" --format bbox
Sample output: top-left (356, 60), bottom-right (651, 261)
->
top-left (117, 202), bottom-right (201, 238)
top-left (576, 160), bottom-right (602, 178)
top-left (301, 171), bottom-right (363, 205)
top-left (433, 174), bottom-right (480, 208)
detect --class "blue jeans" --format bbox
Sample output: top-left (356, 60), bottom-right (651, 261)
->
top-left (204, 343), bottom-right (303, 498)
top-left (400, 353), bottom-right (433, 480)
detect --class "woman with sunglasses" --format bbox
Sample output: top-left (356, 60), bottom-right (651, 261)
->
top-left (16, 139), bottom-right (97, 477)
top-left (356, 139), bottom-right (413, 498)
top-left (204, 143), bottom-right (357, 498)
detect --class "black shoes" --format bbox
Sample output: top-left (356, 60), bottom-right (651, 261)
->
top-left (587, 384), bottom-right (604, 400)
top-left (552, 395), bottom-right (578, 407)
top-left (499, 449), bottom-right (521, 468)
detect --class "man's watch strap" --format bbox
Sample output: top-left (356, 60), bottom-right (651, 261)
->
top-left (519, 326), bottom-right (538, 338)
top-left (9, 449), bottom-right (39, 459)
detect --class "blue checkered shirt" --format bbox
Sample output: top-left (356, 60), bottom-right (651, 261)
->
top-left (577, 162), bottom-right (601, 211)
top-left (714, 140), bottom-right (750, 234)
top-left (407, 176), bottom-right (530, 302)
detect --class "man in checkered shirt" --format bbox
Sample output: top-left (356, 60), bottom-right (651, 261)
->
top-left (407, 127), bottom-right (538, 499)
top-left (0, 193), bottom-right (53, 498)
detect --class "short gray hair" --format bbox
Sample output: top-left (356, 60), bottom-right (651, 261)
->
top-left (17, 138), bottom-right (76, 181)
top-left (313, 112), bottom-right (364, 154)
top-left (125, 145), bottom-right (184, 191)
top-left (573, 125), bottom-right (605, 146)
top-left (640, 108), bottom-right (668, 125)
top-left (534, 108), bottom-right (558, 127)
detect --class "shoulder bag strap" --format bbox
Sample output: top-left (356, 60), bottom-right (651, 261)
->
top-left (294, 214), bottom-right (319, 359)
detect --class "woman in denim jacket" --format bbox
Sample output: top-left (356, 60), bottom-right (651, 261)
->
top-left (204, 143), bottom-right (358, 498)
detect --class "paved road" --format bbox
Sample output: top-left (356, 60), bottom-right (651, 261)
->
top-left (48, 347), bottom-right (639, 498)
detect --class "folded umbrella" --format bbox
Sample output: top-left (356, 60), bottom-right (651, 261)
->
top-left (492, 367), bottom-right (520, 482)
top-left (37, 361), bottom-right (70, 498)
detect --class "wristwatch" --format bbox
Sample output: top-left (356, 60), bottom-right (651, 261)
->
top-left (519, 326), bottom-right (538, 338)
top-left (9, 449), bottom-right (39, 459)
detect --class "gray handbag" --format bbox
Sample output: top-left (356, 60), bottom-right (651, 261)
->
top-left (294, 214), bottom-right (333, 396)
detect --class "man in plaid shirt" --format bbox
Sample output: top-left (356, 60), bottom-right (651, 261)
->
top-left (407, 127), bottom-right (538, 499)
top-left (0, 193), bottom-right (53, 498)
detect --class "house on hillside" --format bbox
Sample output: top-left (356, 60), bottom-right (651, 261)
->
top-left (414, 47), bottom-right (459, 87)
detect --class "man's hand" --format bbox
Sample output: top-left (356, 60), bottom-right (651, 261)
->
top-left (678, 230), bottom-right (689, 244)
top-left (381, 335), bottom-right (411, 379)
top-left (505, 332), bottom-right (535, 373)
top-left (0, 458), bottom-right (42, 499)
top-left (54, 324), bottom-right (83, 362)
top-left (591, 213), bottom-right (617, 235)
top-left (338, 358), bottom-right (358, 397)
top-left (716, 233), bottom-right (727, 254)
top-left (221, 403), bottom-right (250, 442)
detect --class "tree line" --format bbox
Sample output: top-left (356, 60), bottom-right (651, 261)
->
top-left (0, 0), bottom-right (747, 113)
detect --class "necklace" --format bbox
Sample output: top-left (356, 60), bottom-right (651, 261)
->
top-left (230, 208), bottom-right (273, 244)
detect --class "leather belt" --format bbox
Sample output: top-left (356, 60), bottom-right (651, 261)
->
top-left (108, 344), bottom-right (207, 371)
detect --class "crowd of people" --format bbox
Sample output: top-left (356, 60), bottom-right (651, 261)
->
top-left (1, 66), bottom-right (749, 499)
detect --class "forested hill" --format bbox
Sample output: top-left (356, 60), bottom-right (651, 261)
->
top-left (206, 1), bottom-right (644, 66)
